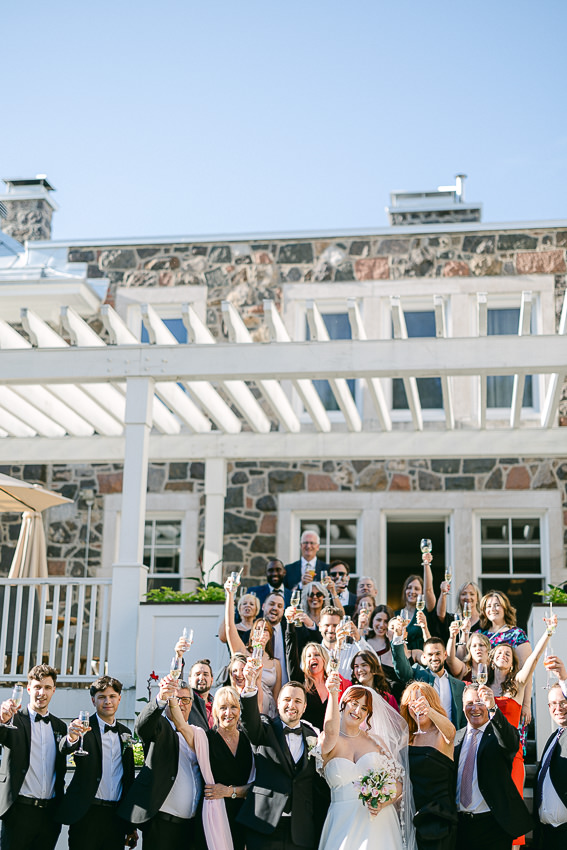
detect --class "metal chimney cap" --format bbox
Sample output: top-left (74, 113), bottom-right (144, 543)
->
top-left (2, 175), bottom-right (55, 191)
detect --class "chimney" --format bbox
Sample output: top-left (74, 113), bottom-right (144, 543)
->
top-left (0, 175), bottom-right (58, 242)
top-left (386, 174), bottom-right (481, 226)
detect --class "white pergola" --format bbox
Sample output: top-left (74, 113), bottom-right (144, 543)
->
top-left (1, 290), bottom-right (566, 687)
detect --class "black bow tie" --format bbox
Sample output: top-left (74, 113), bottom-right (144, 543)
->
top-left (104, 724), bottom-right (119, 734)
top-left (34, 714), bottom-right (50, 724)
top-left (283, 725), bottom-right (302, 736)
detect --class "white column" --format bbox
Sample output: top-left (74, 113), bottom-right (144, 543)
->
top-left (203, 458), bottom-right (227, 585)
top-left (107, 377), bottom-right (153, 687)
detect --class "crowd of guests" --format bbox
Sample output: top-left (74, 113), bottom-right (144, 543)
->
top-left (1, 529), bottom-right (566, 850)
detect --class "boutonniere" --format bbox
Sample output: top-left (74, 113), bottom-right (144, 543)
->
top-left (306, 736), bottom-right (318, 755)
top-left (120, 733), bottom-right (134, 748)
top-left (55, 732), bottom-right (63, 744)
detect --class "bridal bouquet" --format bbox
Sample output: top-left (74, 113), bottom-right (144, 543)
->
top-left (353, 756), bottom-right (403, 811)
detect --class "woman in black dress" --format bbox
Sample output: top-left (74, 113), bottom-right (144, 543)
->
top-left (400, 682), bottom-right (457, 850)
top-left (202, 686), bottom-right (254, 850)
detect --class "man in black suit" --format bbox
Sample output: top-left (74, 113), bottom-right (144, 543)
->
top-left (454, 684), bottom-right (532, 850)
top-left (187, 659), bottom-right (214, 730)
top-left (119, 678), bottom-right (202, 848)
top-left (283, 531), bottom-right (329, 590)
top-left (248, 559), bottom-right (292, 608)
top-left (237, 661), bottom-right (327, 850)
top-left (58, 675), bottom-right (136, 850)
top-left (391, 627), bottom-right (467, 728)
top-left (0, 664), bottom-right (67, 850)
top-left (534, 657), bottom-right (567, 849)
top-left (328, 561), bottom-right (356, 615)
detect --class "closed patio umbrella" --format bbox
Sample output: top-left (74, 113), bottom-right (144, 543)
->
top-left (0, 472), bottom-right (73, 513)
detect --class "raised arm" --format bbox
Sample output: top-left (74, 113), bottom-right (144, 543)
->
top-left (390, 619), bottom-right (416, 686)
top-left (320, 672), bottom-right (341, 756)
top-left (225, 582), bottom-right (247, 656)
top-left (284, 617), bottom-right (305, 683)
top-left (516, 615), bottom-right (557, 688)
top-left (436, 580), bottom-right (449, 623)
top-left (422, 553), bottom-right (436, 613)
top-left (412, 692), bottom-right (455, 745)
top-left (445, 619), bottom-right (466, 678)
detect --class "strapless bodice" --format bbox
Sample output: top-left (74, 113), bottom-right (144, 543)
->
top-left (324, 752), bottom-right (399, 803)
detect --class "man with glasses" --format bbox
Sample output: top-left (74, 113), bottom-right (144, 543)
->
top-left (534, 655), bottom-right (567, 849)
top-left (119, 678), bottom-right (202, 849)
top-left (283, 531), bottom-right (330, 590)
top-left (328, 561), bottom-right (356, 616)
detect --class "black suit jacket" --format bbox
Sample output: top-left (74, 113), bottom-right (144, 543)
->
top-left (533, 725), bottom-right (567, 842)
top-left (246, 584), bottom-right (292, 608)
top-left (391, 641), bottom-right (467, 729)
top-left (57, 713), bottom-right (135, 824)
top-left (237, 693), bottom-right (325, 848)
top-left (119, 699), bottom-right (199, 824)
top-left (0, 707), bottom-right (67, 817)
top-left (283, 559), bottom-right (329, 590)
top-left (454, 708), bottom-right (532, 839)
top-left (188, 693), bottom-right (209, 731)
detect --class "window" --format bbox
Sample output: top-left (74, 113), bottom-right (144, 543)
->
top-left (487, 308), bottom-right (533, 408)
top-left (306, 312), bottom-right (355, 412)
top-left (392, 311), bottom-right (442, 409)
top-left (144, 518), bottom-right (183, 591)
top-left (141, 318), bottom-right (187, 344)
top-left (479, 517), bottom-right (543, 628)
top-left (299, 517), bottom-right (358, 573)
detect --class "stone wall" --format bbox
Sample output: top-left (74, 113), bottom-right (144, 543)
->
top-left (1, 198), bottom-right (53, 242)
top-left (1, 456), bottom-right (565, 583)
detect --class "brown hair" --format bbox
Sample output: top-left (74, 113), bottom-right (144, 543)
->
top-left (479, 590), bottom-right (517, 629)
top-left (400, 681), bottom-right (447, 743)
top-left (320, 606), bottom-right (342, 620)
top-left (400, 574), bottom-right (424, 608)
top-left (462, 632), bottom-right (491, 679)
top-left (340, 686), bottom-right (373, 723)
top-left (28, 664), bottom-right (58, 684)
top-left (351, 651), bottom-right (391, 697)
top-left (246, 618), bottom-right (275, 659)
top-left (488, 641), bottom-right (519, 698)
top-left (90, 675), bottom-right (123, 697)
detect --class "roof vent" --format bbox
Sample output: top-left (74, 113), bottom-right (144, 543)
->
top-left (386, 174), bottom-right (482, 226)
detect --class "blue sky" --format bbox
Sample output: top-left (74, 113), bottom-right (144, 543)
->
top-left (3, 0), bottom-right (566, 240)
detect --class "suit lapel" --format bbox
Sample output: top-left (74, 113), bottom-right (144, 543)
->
top-left (90, 713), bottom-right (103, 773)
top-left (21, 706), bottom-right (32, 757)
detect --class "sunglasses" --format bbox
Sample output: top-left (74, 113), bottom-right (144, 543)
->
top-left (308, 592), bottom-right (324, 599)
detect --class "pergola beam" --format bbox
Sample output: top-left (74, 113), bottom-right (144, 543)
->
top-left (542, 289), bottom-right (567, 428)
top-left (510, 291), bottom-right (532, 428)
top-left (347, 298), bottom-right (391, 431)
top-left (390, 296), bottom-right (423, 430)
top-left (434, 295), bottom-right (454, 430)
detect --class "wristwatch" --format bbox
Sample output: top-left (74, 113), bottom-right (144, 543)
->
top-left (231, 786), bottom-right (237, 799)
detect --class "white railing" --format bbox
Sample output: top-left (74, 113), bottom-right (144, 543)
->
top-left (0, 578), bottom-right (112, 682)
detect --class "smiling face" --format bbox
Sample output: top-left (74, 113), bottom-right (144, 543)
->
top-left (27, 676), bottom-right (56, 715)
top-left (329, 564), bottom-right (348, 591)
top-left (342, 693), bottom-right (370, 726)
top-left (263, 594), bottom-right (285, 625)
top-left (277, 685), bottom-right (306, 727)
top-left (463, 688), bottom-right (489, 728)
top-left (190, 663), bottom-right (213, 696)
top-left (372, 611), bottom-right (389, 637)
top-left (319, 613), bottom-right (340, 646)
top-left (307, 587), bottom-right (325, 611)
top-left (423, 642), bottom-right (446, 675)
top-left (92, 685), bottom-right (121, 722)
top-left (484, 594), bottom-right (505, 626)
top-left (215, 696), bottom-right (240, 730)
top-left (352, 655), bottom-right (372, 686)
top-left (266, 561), bottom-right (285, 588)
top-left (548, 685), bottom-right (567, 727)
top-left (405, 579), bottom-right (422, 606)
top-left (301, 533), bottom-right (320, 562)
top-left (305, 646), bottom-right (325, 677)
top-left (460, 584), bottom-right (478, 610)
top-left (492, 644), bottom-right (514, 672)
top-left (230, 659), bottom-right (246, 689)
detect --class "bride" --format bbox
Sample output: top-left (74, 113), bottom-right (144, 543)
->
top-left (318, 674), bottom-right (416, 850)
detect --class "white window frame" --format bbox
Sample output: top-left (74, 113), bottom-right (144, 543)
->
top-left (143, 515), bottom-right (184, 591)
top-left (102, 492), bottom-right (200, 592)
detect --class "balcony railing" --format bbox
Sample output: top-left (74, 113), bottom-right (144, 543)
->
top-left (0, 578), bottom-right (112, 683)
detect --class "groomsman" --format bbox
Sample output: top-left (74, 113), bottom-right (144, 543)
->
top-left (534, 656), bottom-right (567, 849)
top-left (454, 684), bottom-right (531, 850)
top-left (58, 675), bottom-right (136, 850)
top-left (119, 678), bottom-right (202, 848)
top-left (237, 660), bottom-right (327, 850)
top-left (0, 664), bottom-right (67, 850)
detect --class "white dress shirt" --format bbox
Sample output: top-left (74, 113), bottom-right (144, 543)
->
top-left (301, 558), bottom-right (317, 578)
top-left (272, 622), bottom-right (288, 685)
top-left (160, 718), bottom-right (202, 819)
top-left (281, 724), bottom-right (305, 762)
top-left (94, 715), bottom-right (124, 802)
top-left (433, 670), bottom-right (453, 720)
top-left (539, 728), bottom-right (567, 826)
top-left (456, 721), bottom-right (490, 813)
top-left (20, 709), bottom-right (57, 800)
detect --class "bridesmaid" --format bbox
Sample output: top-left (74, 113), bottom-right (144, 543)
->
top-left (400, 682), bottom-right (457, 850)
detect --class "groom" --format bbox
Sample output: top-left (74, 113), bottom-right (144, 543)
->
top-left (237, 661), bottom-right (328, 850)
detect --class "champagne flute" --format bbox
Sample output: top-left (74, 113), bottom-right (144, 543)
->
top-left (544, 644), bottom-right (556, 690)
top-left (229, 570), bottom-right (243, 593)
top-left (4, 684), bottom-right (23, 729)
top-left (327, 646), bottom-right (340, 674)
top-left (476, 663), bottom-right (488, 687)
top-left (454, 612), bottom-right (465, 647)
top-left (75, 710), bottom-right (90, 756)
top-left (420, 539), bottom-right (432, 555)
top-left (463, 601), bottom-right (472, 621)
top-left (444, 566), bottom-right (452, 593)
top-left (182, 627), bottom-right (194, 650)
top-left (401, 608), bottom-right (410, 645)
top-left (413, 687), bottom-right (426, 735)
top-left (251, 644), bottom-right (263, 668)
top-left (320, 570), bottom-right (328, 582)
top-left (290, 588), bottom-right (302, 625)
top-left (341, 614), bottom-right (353, 645)
top-left (252, 619), bottom-right (265, 644)
top-left (416, 594), bottom-right (425, 613)
top-left (170, 655), bottom-right (183, 680)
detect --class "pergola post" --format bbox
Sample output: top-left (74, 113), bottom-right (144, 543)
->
top-left (203, 458), bottom-right (227, 585)
top-left (107, 377), bottom-right (153, 687)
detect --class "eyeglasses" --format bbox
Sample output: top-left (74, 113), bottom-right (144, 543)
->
top-left (549, 700), bottom-right (567, 710)
top-left (308, 592), bottom-right (324, 599)
top-left (172, 697), bottom-right (193, 706)
top-left (330, 572), bottom-right (347, 579)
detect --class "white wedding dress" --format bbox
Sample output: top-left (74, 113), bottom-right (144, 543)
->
top-left (318, 751), bottom-right (404, 850)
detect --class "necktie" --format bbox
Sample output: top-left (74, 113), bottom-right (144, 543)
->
top-left (104, 723), bottom-right (119, 733)
top-left (283, 726), bottom-right (302, 736)
top-left (460, 728), bottom-right (479, 808)
top-left (536, 727), bottom-right (564, 810)
top-left (34, 714), bottom-right (50, 724)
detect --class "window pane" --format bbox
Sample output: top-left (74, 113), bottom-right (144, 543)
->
top-left (144, 519), bottom-right (182, 591)
top-left (392, 311), bottom-right (442, 409)
top-left (481, 553), bottom-right (511, 574)
top-left (487, 309), bottom-right (533, 408)
top-left (481, 519), bottom-right (509, 542)
top-left (299, 518), bottom-right (358, 574)
top-left (511, 519), bottom-right (540, 543)
top-left (141, 318), bottom-right (187, 344)
top-left (306, 313), bottom-right (355, 412)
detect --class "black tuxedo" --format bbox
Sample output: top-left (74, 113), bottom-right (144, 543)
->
top-left (454, 709), bottom-right (532, 849)
top-left (391, 641), bottom-right (467, 728)
top-left (283, 559), bottom-right (329, 590)
top-left (237, 693), bottom-right (327, 850)
top-left (57, 713), bottom-right (135, 850)
top-left (534, 725), bottom-right (567, 849)
top-left (0, 707), bottom-right (67, 850)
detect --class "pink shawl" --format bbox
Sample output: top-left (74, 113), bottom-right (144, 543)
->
top-left (192, 726), bottom-right (234, 850)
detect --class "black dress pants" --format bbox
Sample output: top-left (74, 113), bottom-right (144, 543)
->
top-left (141, 812), bottom-right (195, 849)
top-left (246, 819), bottom-right (314, 850)
top-left (456, 811), bottom-right (512, 850)
top-left (68, 802), bottom-right (129, 850)
top-left (0, 798), bottom-right (61, 850)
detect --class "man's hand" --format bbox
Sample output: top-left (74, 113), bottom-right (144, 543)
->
top-left (390, 616), bottom-right (405, 640)
top-left (243, 658), bottom-right (260, 688)
top-left (544, 654), bottom-right (567, 681)
top-left (0, 699), bottom-right (18, 725)
top-left (68, 717), bottom-right (92, 743)
top-left (326, 672), bottom-right (341, 694)
top-left (158, 675), bottom-right (179, 703)
top-left (477, 685), bottom-right (496, 711)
